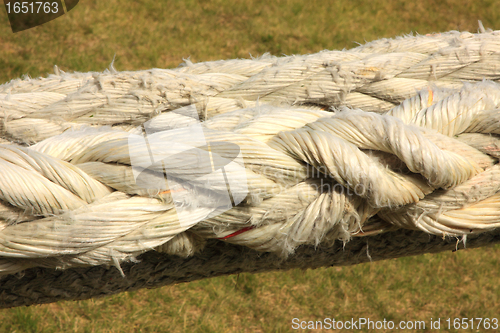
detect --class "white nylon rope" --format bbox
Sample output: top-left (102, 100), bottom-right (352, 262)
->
top-left (0, 30), bottom-right (500, 276)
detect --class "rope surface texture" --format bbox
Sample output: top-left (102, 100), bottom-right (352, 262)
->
top-left (1, 29), bottom-right (500, 278)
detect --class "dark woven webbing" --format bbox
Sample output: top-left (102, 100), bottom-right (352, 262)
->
top-left (1, 228), bottom-right (499, 309)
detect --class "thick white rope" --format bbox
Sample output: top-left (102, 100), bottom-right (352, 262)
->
top-left (1, 30), bottom-right (500, 275)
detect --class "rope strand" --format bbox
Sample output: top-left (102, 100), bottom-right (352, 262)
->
top-left (1, 30), bottom-right (500, 276)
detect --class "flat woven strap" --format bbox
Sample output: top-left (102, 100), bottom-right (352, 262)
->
top-left (1, 228), bottom-right (499, 309)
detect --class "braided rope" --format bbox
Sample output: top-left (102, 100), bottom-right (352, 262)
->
top-left (1, 30), bottom-right (500, 278)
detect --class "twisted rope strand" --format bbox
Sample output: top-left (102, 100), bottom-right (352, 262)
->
top-left (0, 30), bottom-right (500, 276)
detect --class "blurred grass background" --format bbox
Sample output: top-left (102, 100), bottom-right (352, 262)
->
top-left (1, 0), bottom-right (500, 332)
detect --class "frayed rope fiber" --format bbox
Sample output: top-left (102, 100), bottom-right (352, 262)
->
top-left (1, 29), bottom-right (500, 307)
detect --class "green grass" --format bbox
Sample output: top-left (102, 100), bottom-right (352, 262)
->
top-left (1, 0), bottom-right (500, 83)
top-left (1, 0), bottom-right (500, 332)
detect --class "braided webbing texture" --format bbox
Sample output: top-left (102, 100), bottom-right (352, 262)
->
top-left (1, 30), bottom-right (500, 276)
top-left (1, 228), bottom-right (499, 309)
